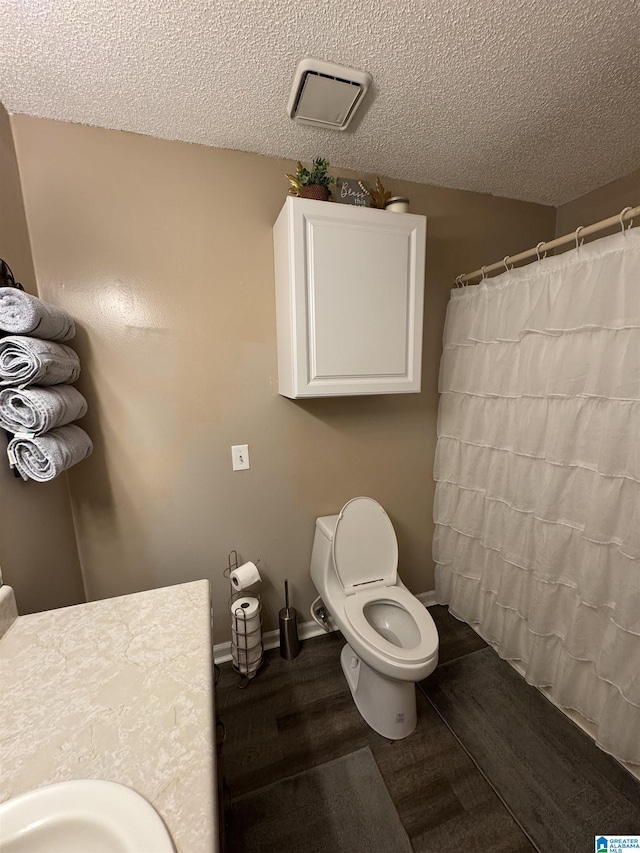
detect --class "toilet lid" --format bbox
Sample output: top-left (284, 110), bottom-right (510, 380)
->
top-left (332, 497), bottom-right (398, 595)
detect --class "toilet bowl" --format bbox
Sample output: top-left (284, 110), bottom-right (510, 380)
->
top-left (310, 497), bottom-right (439, 739)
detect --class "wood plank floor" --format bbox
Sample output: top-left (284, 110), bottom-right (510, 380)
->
top-left (217, 607), bottom-right (535, 852)
top-left (422, 645), bottom-right (640, 852)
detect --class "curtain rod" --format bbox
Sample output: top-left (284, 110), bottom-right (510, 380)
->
top-left (455, 205), bottom-right (640, 286)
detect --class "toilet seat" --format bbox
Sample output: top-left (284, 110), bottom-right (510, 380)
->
top-left (332, 497), bottom-right (398, 595)
top-left (343, 586), bottom-right (438, 665)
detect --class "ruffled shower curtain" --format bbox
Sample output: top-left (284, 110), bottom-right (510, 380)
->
top-left (434, 228), bottom-right (640, 766)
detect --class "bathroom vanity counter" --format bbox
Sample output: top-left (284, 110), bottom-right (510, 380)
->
top-left (0, 580), bottom-right (218, 853)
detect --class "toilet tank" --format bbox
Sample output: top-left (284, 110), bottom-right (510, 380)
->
top-left (310, 514), bottom-right (339, 589)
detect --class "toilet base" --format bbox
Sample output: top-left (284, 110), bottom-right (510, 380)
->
top-left (340, 644), bottom-right (417, 740)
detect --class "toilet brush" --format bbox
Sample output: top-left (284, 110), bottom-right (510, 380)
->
top-left (279, 579), bottom-right (301, 660)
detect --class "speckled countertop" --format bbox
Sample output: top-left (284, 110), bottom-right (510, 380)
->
top-left (0, 580), bottom-right (218, 853)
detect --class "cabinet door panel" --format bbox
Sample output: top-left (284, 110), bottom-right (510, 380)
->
top-left (308, 220), bottom-right (409, 379)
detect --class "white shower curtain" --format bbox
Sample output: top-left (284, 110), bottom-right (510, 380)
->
top-left (434, 228), bottom-right (640, 766)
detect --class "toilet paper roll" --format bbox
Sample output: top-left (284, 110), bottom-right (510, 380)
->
top-left (233, 653), bottom-right (260, 676)
top-left (231, 643), bottom-right (262, 664)
top-left (231, 596), bottom-right (261, 649)
top-left (231, 595), bottom-right (262, 675)
top-left (230, 561), bottom-right (261, 591)
top-left (232, 626), bottom-right (262, 651)
top-left (232, 640), bottom-right (261, 675)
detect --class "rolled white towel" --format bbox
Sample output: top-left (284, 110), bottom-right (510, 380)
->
top-left (0, 287), bottom-right (75, 341)
top-left (0, 336), bottom-right (81, 387)
top-left (0, 385), bottom-right (87, 435)
top-left (8, 424), bottom-right (93, 482)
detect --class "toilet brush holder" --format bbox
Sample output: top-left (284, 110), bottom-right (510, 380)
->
top-left (279, 579), bottom-right (300, 660)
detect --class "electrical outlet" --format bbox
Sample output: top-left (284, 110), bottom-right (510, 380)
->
top-left (231, 444), bottom-right (250, 471)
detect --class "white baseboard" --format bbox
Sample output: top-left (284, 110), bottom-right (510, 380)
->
top-left (418, 590), bottom-right (438, 608)
top-left (213, 589), bottom-right (437, 665)
top-left (213, 617), bottom-right (331, 665)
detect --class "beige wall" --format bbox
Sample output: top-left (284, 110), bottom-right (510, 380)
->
top-left (11, 114), bottom-right (555, 642)
top-left (0, 107), bottom-right (36, 293)
top-left (0, 104), bottom-right (85, 613)
top-left (556, 168), bottom-right (640, 238)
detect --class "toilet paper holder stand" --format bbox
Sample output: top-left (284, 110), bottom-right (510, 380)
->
top-left (224, 550), bottom-right (264, 685)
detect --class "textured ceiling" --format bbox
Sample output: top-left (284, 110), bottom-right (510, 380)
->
top-left (1, 0), bottom-right (639, 206)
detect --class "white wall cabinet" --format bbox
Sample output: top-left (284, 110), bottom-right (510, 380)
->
top-left (273, 197), bottom-right (426, 398)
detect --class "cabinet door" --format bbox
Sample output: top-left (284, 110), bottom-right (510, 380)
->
top-left (290, 200), bottom-right (425, 397)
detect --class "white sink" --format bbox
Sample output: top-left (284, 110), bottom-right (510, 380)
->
top-left (0, 780), bottom-right (175, 853)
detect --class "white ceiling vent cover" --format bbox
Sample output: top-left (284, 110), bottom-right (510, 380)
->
top-left (287, 58), bottom-right (372, 131)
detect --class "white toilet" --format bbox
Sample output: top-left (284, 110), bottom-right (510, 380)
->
top-left (310, 496), bottom-right (439, 739)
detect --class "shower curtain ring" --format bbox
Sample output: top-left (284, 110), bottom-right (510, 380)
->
top-left (481, 266), bottom-right (487, 282)
top-left (575, 226), bottom-right (584, 251)
top-left (619, 207), bottom-right (633, 233)
top-left (536, 242), bottom-right (547, 261)
top-left (503, 256), bottom-right (512, 272)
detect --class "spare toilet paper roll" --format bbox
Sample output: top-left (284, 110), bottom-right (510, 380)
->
top-left (234, 653), bottom-right (260, 677)
top-left (230, 561), bottom-right (261, 591)
top-left (231, 642), bottom-right (262, 665)
top-left (231, 596), bottom-right (261, 649)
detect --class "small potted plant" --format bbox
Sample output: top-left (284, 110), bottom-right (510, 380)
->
top-left (286, 158), bottom-right (335, 201)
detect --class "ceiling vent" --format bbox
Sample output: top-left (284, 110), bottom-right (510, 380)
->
top-left (287, 58), bottom-right (372, 131)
